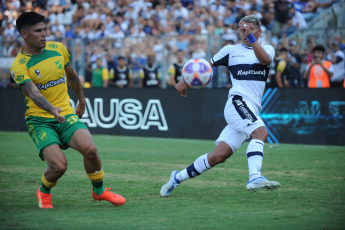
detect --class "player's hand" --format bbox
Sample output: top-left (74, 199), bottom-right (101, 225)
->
top-left (176, 80), bottom-right (187, 97)
top-left (52, 107), bottom-right (65, 123)
top-left (76, 99), bottom-right (86, 119)
top-left (239, 22), bottom-right (258, 38)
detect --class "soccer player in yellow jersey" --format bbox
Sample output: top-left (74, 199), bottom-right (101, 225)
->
top-left (10, 12), bottom-right (125, 208)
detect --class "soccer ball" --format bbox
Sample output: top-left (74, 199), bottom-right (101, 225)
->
top-left (182, 58), bottom-right (213, 89)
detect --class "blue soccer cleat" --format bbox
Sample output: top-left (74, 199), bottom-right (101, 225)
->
top-left (246, 176), bottom-right (280, 192)
top-left (160, 170), bottom-right (180, 197)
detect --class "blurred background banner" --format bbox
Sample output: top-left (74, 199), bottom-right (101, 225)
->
top-left (1, 88), bottom-right (344, 145)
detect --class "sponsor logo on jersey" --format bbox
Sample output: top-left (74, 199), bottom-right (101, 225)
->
top-left (19, 57), bottom-right (27, 64)
top-left (237, 69), bottom-right (266, 76)
top-left (54, 60), bottom-right (63, 69)
top-left (48, 43), bottom-right (58, 49)
top-left (36, 76), bottom-right (65, 90)
top-left (35, 69), bottom-right (42, 78)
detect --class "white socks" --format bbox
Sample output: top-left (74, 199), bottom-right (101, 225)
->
top-left (177, 153), bottom-right (211, 182)
top-left (246, 139), bottom-right (264, 181)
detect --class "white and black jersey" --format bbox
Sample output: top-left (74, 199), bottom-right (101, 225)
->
top-left (210, 43), bottom-right (275, 111)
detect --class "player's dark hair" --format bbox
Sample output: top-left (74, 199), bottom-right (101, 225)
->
top-left (312, 45), bottom-right (325, 53)
top-left (16, 12), bottom-right (45, 34)
top-left (118, 56), bottom-right (125, 60)
top-left (279, 47), bottom-right (288, 53)
top-left (177, 49), bottom-right (184, 53)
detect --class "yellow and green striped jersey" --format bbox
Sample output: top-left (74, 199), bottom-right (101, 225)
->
top-left (10, 41), bottom-right (75, 119)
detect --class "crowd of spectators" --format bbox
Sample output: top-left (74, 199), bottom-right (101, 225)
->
top-left (0, 0), bottom-right (343, 89)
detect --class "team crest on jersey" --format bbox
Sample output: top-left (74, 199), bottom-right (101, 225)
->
top-left (35, 69), bottom-right (42, 78)
top-left (19, 57), bottom-right (27, 64)
top-left (48, 43), bottom-right (58, 49)
top-left (54, 60), bottom-right (63, 69)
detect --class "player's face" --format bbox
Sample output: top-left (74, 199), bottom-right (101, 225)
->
top-left (313, 50), bottom-right (324, 60)
top-left (118, 59), bottom-right (125, 67)
top-left (238, 21), bottom-right (261, 46)
top-left (147, 56), bottom-right (154, 66)
top-left (22, 22), bottom-right (47, 50)
top-left (177, 51), bottom-right (184, 63)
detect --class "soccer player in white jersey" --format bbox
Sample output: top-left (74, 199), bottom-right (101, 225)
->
top-left (160, 15), bottom-right (280, 197)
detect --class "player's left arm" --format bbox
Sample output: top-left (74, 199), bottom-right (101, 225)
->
top-left (65, 64), bottom-right (86, 118)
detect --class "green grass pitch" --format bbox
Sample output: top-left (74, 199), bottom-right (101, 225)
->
top-left (0, 131), bottom-right (344, 230)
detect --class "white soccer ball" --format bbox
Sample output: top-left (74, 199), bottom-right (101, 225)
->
top-left (182, 58), bottom-right (213, 89)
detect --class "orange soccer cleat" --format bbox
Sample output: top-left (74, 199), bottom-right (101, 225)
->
top-left (36, 186), bottom-right (53, 208)
top-left (92, 187), bottom-right (126, 206)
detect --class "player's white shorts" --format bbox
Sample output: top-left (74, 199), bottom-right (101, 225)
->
top-left (215, 95), bottom-right (265, 152)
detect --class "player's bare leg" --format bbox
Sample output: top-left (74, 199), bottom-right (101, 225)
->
top-left (246, 126), bottom-right (280, 192)
top-left (37, 144), bottom-right (67, 208)
top-left (69, 129), bottom-right (125, 205)
top-left (160, 142), bottom-right (233, 197)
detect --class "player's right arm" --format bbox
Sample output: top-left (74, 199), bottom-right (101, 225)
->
top-left (21, 81), bottom-right (65, 123)
top-left (176, 79), bottom-right (187, 97)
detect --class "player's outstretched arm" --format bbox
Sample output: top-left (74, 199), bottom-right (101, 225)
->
top-left (65, 64), bottom-right (86, 118)
top-left (176, 79), bottom-right (187, 97)
top-left (21, 81), bottom-right (65, 123)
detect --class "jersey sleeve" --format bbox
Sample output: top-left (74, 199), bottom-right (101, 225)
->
top-left (276, 60), bottom-right (287, 72)
top-left (210, 45), bottom-right (231, 67)
top-left (57, 42), bottom-right (71, 67)
top-left (10, 62), bottom-right (31, 89)
top-left (102, 68), bottom-right (109, 80)
top-left (263, 45), bottom-right (275, 65)
top-left (168, 64), bottom-right (175, 75)
top-left (129, 70), bottom-right (132, 79)
top-left (139, 69), bottom-right (144, 79)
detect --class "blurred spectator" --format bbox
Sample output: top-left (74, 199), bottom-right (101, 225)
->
top-left (223, 8), bottom-right (237, 26)
top-left (191, 42), bottom-right (207, 59)
top-left (300, 0), bottom-right (318, 22)
top-left (273, 0), bottom-right (290, 34)
top-left (288, 40), bottom-right (303, 87)
top-left (210, 0), bottom-right (226, 18)
top-left (109, 56), bottom-right (132, 88)
top-left (139, 55), bottom-right (161, 88)
top-left (283, 15), bottom-right (297, 37)
top-left (303, 37), bottom-right (316, 64)
top-left (172, 2), bottom-right (189, 22)
top-left (288, 3), bottom-right (307, 29)
top-left (327, 41), bottom-right (345, 88)
top-left (333, 33), bottom-right (345, 52)
top-left (269, 47), bottom-right (289, 88)
top-left (3, 22), bottom-right (16, 40)
top-left (260, 9), bottom-right (274, 31)
top-left (303, 45), bottom-right (334, 88)
top-left (1, 41), bottom-right (13, 57)
top-left (92, 57), bottom-right (109, 88)
top-left (51, 19), bottom-right (65, 37)
top-left (168, 49), bottom-right (185, 88)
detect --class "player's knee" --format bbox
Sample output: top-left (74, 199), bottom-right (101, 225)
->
top-left (251, 126), bottom-right (268, 141)
top-left (83, 145), bottom-right (98, 160)
top-left (52, 162), bottom-right (67, 176)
